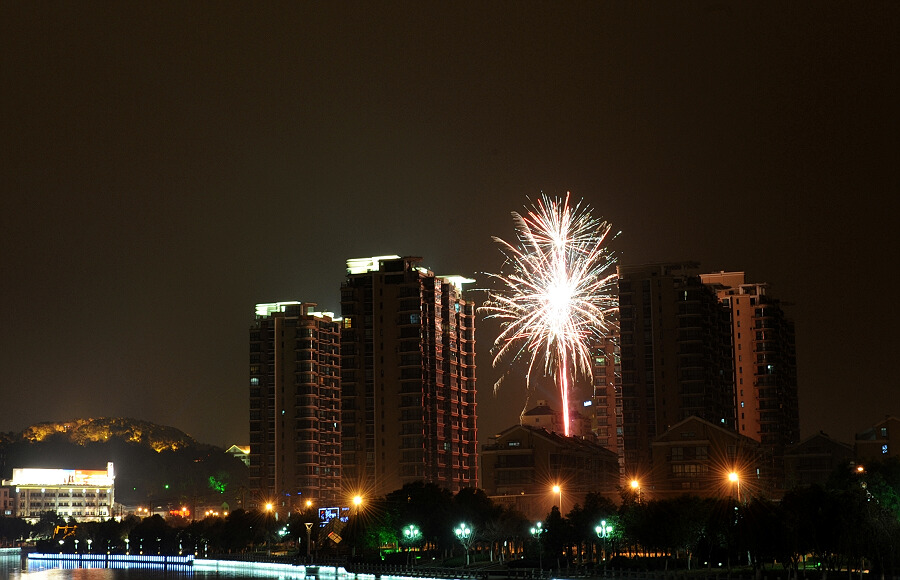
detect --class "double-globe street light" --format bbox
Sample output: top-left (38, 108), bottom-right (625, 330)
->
top-left (402, 524), bottom-right (421, 566)
top-left (454, 522), bottom-right (473, 566)
top-left (595, 520), bottom-right (613, 567)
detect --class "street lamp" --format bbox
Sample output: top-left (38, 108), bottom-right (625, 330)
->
top-left (728, 471), bottom-right (741, 503)
top-left (87, 539), bottom-right (93, 553)
top-left (351, 495), bottom-right (363, 557)
top-left (454, 522), bottom-right (473, 566)
top-left (595, 520), bottom-right (613, 566)
top-left (552, 484), bottom-right (563, 514)
top-left (402, 524), bottom-right (421, 566)
top-left (630, 480), bottom-right (641, 503)
top-left (304, 522), bottom-right (314, 560)
top-left (530, 521), bottom-right (544, 570)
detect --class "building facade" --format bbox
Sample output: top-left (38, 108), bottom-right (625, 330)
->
top-left (588, 336), bottom-right (623, 465)
top-left (249, 302), bottom-right (342, 511)
top-left (340, 256), bottom-right (478, 497)
top-left (481, 424), bottom-right (620, 520)
top-left (1, 485), bottom-right (15, 517)
top-left (855, 416), bottom-right (900, 461)
top-left (783, 432), bottom-right (854, 488)
top-left (649, 417), bottom-right (765, 501)
top-left (700, 272), bottom-right (800, 488)
top-left (617, 263), bottom-right (735, 476)
top-left (2, 463), bottom-right (115, 521)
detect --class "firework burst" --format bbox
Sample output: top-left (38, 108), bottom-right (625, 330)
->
top-left (481, 193), bottom-right (619, 436)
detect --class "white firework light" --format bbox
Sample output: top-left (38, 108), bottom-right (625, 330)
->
top-left (482, 193), bottom-right (619, 436)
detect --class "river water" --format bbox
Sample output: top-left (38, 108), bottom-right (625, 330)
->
top-left (0, 553), bottom-right (363, 580)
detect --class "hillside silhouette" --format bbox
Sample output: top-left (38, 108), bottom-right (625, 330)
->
top-left (0, 417), bottom-right (249, 511)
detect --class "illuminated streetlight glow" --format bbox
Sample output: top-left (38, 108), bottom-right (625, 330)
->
top-left (530, 521), bottom-right (544, 570)
top-left (454, 522), bottom-right (474, 566)
top-left (403, 524), bottom-right (422, 566)
top-left (552, 484), bottom-right (563, 514)
top-left (595, 519), bottom-right (613, 565)
top-left (630, 479), bottom-right (641, 503)
top-left (728, 471), bottom-right (741, 503)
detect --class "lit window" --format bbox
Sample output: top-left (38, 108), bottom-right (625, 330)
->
top-left (883, 444), bottom-right (889, 454)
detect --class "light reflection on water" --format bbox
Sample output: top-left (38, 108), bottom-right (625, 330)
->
top-left (1, 555), bottom-right (443, 580)
top-left (1, 554), bottom-right (292, 580)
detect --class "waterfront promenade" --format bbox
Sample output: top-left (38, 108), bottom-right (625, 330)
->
top-left (9, 549), bottom-right (893, 580)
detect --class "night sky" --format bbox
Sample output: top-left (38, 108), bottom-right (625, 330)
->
top-left (2, 3), bottom-right (897, 449)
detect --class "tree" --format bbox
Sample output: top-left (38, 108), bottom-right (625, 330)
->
top-left (567, 492), bottom-right (618, 564)
top-left (542, 506), bottom-right (574, 570)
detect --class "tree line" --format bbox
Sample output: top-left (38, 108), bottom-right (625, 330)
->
top-left (1, 458), bottom-right (898, 576)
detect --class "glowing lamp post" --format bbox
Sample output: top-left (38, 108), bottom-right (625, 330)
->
top-left (630, 480), bottom-right (641, 503)
top-left (305, 522), bottom-right (314, 560)
top-left (595, 520), bottom-right (613, 566)
top-left (351, 495), bottom-right (363, 557)
top-left (454, 523), bottom-right (473, 566)
top-left (728, 471), bottom-right (741, 503)
top-left (530, 521), bottom-right (544, 570)
top-left (402, 524), bottom-right (421, 566)
top-left (552, 484), bottom-right (563, 514)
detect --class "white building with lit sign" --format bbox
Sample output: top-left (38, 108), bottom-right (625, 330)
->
top-left (2, 462), bottom-right (115, 521)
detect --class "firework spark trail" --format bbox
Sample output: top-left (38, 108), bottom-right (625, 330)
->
top-left (481, 193), bottom-right (619, 436)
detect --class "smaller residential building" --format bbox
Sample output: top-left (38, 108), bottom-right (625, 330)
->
top-left (226, 444), bottom-right (250, 467)
top-left (2, 462), bottom-right (115, 521)
top-left (784, 432), bottom-right (854, 488)
top-left (481, 424), bottom-right (619, 520)
top-left (520, 400), bottom-right (564, 433)
top-left (649, 416), bottom-right (766, 501)
top-left (855, 416), bottom-right (900, 461)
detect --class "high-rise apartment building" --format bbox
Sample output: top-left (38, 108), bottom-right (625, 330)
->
top-left (700, 272), bottom-right (799, 485)
top-left (589, 336), bottom-right (623, 465)
top-left (249, 302), bottom-right (342, 511)
top-left (617, 263), bottom-right (735, 475)
top-left (340, 255), bottom-right (478, 497)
